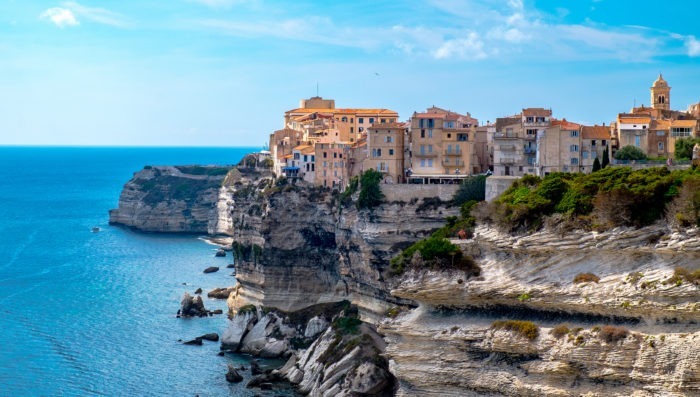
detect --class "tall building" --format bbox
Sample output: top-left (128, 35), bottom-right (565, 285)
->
top-left (651, 74), bottom-right (671, 111)
top-left (364, 123), bottom-right (408, 183)
top-left (538, 119), bottom-right (582, 174)
top-left (409, 106), bottom-right (478, 177)
top-left (492, 108), bottom-right (551, 176)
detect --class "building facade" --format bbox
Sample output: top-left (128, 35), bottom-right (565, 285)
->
top-left (364, 123), bottom-right (408, 183)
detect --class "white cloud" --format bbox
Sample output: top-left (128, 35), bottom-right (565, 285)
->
top-left (433, 33), bottom-right (487, 60)
top-left (63, 2), bottom-right (130, 27)
top-left (685, 36), bottom-right (700, 56)
top-left (41, 7), bottom-right (79, 28)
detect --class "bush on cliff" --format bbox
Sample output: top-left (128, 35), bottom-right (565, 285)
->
top-left (482, 167), bottom-right (698, 232)
top-left (674, 137), bottom-right (700, 161)
top-left (357, 169), bottom-right (384, 209)
top-left (614, 145), bottom-right (647, 161)
top-left (452, 174), bottom-right (487, 205)
top-left (491, 320), bottom-right (539, 341)
top-left (390, 235), bottom-right (479, 276)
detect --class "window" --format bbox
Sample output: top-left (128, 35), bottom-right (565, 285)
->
top-left (334, 152), bottom-right (337, 158)
top-left (656, 131), bottom-right (665, 136)
top-left (381, 118), bottom-right (386, 123)
top-left (635, 136), bottom-right (641, 147)
top-left (419, 119), bottom-right (424, 128)
top-left (294, 153), bottom-right (300, 160)
top-left (358, 127), bottom-right (364, 132)
top-left (571, 158), bottom-right (579, 165)
top-left (350, 127), bottom-right (354, 133)
top-left (536, 116), bottom-right (546, 123)
top-left (350, 118), bottom-right (353, 123)
top-left (420, 145), bottom-right (425, 155)
top-left (358, 118), bottom-right (364, 124)
top-left (420, 129), bottom-right (425, 138)
top-left (658, 142), bottom-right (665, 151)
top-left (671, 127), bottom-right (692, 137)
top-left (428, 145), bottom-right (433, 153)
top-left (369, 117), bottom-right (375, 124)
top-left (428, 159), bottom-right (433, 167)
top-left (582, 151), bottom-right (589, 159)
top-left (447, 133), bottom-right (451, 139)
top-left (323, 152), bottom-right (327, 158)
top-left (602, 140), bottom-right (607, 146)
top-left (457, 134), bottom-right (468, 141)
top-left (323, 161), bottom-right (327, 167)
top-left (447, 144), bottom-right (452, 154)
top-left (385, 136), bottom-right (393, 143)
top-left (311, 155), bottom-right (315, 162)
top-left (591, 140), bottom-right (596, 146)
top-left (455, 144), bottom-right (460, 154)
top-left (570, 130), bottom-right (579, 137)
top-left (526, 117), bottom-right (534, 123)
top-left (526, 129), bottom-right (537, 136)
top-left (428, 129), bottom-right (433, 138)
top-left (341, 117), bottom-right (348, 122)
top-left (570, 144), bottom-right (578, 152)
top-left (420, 159), bottom-right (425, 167)
top-left (389, 149), bottom-right (394, 155)
top-left (339, 153), bottom-right (342, 158)
top-left (303, 155), bottom-right (307, 162)
top-left (592, 151), bottom-right (597, 159)
top-left (427, 119), bottom-right (434, 128)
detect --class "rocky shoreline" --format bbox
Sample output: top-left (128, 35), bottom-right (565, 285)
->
top-left (112, 164), bottom-right (700, 396)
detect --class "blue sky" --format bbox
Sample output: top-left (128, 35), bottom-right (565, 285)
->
top-left (1, 0), bottom-right (700, 146)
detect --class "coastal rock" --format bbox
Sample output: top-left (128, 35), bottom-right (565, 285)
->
top-left (225, 365), bottom-right (243, 383)
top-left (200, 333), bottom-right (219, 342)
top-left (303, 316), bottom-right (329, 338)
top-left (215, 249), bottom-right (226, 257)
top-left (108, 165), bottom-right (233, 233)
top-left (183, 337), bottom-right (202, 346)
top-left (203, 266), bottom-right (219, 274)
top-left (221, 311), bottom-right (258, 351)
top-left (207, 287), bottom-right (236, 299)
top-left (194, 287), bottom-right (202, 294)
top-left (180, 293), bottom-right (207, 317)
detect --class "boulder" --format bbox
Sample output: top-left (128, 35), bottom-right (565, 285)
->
top-left (180, 293), bottom-right (207, 317)
top-left (250, 360), bottom-right (263, 375)
top-left (194, 287), bottom-right (202, 294)
top-left (226, 365), bottom-right (244, 383)
top-left (221, 311), bottom-right (258, 351)
top-left (215, 249), bottom-right (226, 257)
top-left (211, 309), bottom-right (223, 315)
top-left (259, 340), bottom-right (288, 358)
top-left (304, 316), bottom-right (329, 338)
top-left (183, 337), bottom-right (203, 346)
top-left (346, 361), bottom-right (391, 395)
top-left (207, 287), bottom-right (236, 299)
top-left (200, 333), bottom-right (219, 342)
top-left (226, 263), bottom-right (235, 268)
top-left (203, 266), bottom-right (219, 274)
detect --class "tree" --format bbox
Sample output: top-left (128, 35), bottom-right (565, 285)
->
top-left (452, 175), bottom-right (487, 205)
top-left (614, 145), bottom-right (647, 161)
top-left (592, 157), bottom-right (601, 172)
top-left (602, 148), bottom-right (610, 168)
top-left (674, 137), bottom-right (700, 160)
top-left (357, 169), bottom-right (384, 209)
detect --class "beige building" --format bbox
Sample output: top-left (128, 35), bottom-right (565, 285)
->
top-left (580, 125), bottom-right (611, 172)
top-left (538, 119), bottom-right (582, 174)
top-left (314, 138), bottom-right (351, 189)
top-left (493, 108), bottom-right (551, 176)
top-left (364, 122), bottom-right (408, 184)
top-left (409, 107), bottom-right (478, 177)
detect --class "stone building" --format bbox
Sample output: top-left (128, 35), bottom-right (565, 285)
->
top-left (492, 109), bottom-right (551, 176)
top-left (364, 122), bottom-right (408, 184)
top-left (580, 125), bottom-right (611, 172)
top-left (537, 119), bottom-right (582, 174)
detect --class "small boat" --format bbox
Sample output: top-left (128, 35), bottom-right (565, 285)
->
top-left (91, 227), bottom-right (100, 233)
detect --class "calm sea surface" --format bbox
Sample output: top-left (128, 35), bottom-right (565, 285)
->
top-left (0, 147), bottom-right (296, 396)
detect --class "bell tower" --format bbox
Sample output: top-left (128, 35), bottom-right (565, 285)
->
top-left (651, 74), bottom-right (670, 111)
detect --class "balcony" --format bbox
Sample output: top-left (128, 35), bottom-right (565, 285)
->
top-left (498, 145), bottom-right (516, 151)
top-left (414, 151), bottom-right (438, 158)
top-left (494, 132), bottom-right (518, 139)
top-left (499, 158), bottom-right (516, 165)
top-left (442, 159), bottom-right (465, 167)
top-left (523, 121), bottom-right (549, 127)
top-left (523, 147), bottom-right (536, 154)
top-left (443, 150), bottom-right (463, 156)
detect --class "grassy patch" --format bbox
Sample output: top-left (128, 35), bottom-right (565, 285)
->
top-left (237, 304), bottom-right (257, 316)
top-left (573, 273), bottom-right (600, 284)
top-left (550, 324), bottom-right (570, 339)
top-left (491, 320), bottom-right (539, 341)
top-left (599, 325), bottom-right (629, 343)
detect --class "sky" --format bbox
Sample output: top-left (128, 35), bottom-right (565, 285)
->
top-left (1, 0), bottom-right (700, 147)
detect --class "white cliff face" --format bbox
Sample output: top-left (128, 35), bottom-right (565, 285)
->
top-left (381, 225), bottom-right (700, 396)
top-left (109, 166), bottom-right (233, 233)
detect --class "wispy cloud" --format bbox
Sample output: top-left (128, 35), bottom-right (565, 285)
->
top-left (685, 36), bottom-right (700, 57)
top-left (40, 2), bottom-right (130, 28)
top-left (41, 7), bottom-right (79, 28)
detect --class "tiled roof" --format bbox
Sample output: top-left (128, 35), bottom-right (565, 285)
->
top-left (581, 125), bottom-right (610, 139)
top-left (551, 119), bottom-right (581, 130)
top-left (671, 119), bottom-right (697, 128)
top-left (368, 122), bottom-right (407, 129)
top-left (522, 108), bottom-right (552, 117)
top-left (286, 108), bottom-right (398, 116)
top-left (617, 116), bottom-right (651, 124)
top-left (650, 120), bottom-right (671, 130)
top-left (413, 112), bottom-right (447, 119)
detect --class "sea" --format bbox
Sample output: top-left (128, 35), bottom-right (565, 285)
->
top-left (0, 147), bottom-right (298, 397)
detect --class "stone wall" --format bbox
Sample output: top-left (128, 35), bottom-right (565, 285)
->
top-left (381, 184), bottom-right (458, 202)
top-left (485, 175), bottom-right (519, 201)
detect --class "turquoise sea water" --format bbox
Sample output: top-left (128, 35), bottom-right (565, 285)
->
top-left (0, 147), bottom-right (295, 396)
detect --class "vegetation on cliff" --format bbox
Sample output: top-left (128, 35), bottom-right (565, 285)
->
top-left (477, 166), bottom-right (700, 232)
top-left (357, 169), bottom-right (384, 209)
top-left (674, 136), bottom-right (700, 160)
top-left (133, 167), bottom-right (231, 206)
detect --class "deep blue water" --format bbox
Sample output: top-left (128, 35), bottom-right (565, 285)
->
top-left (0, 147), bottom-right (294, 396)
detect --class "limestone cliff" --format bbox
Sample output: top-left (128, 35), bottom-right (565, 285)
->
top-left (381, 225), bottom-right (700, 396)
top-left (109, 165), bottom-right (243, 233)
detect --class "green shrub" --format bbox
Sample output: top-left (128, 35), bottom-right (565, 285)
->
top-left (614, 145), bottom-right (647, 161)
top-left (452, 175), bottom-right (487, 205)
top-left (491, 320), bottom-right (539, 340)
top-left (390, 236), bottom-right (479, 276)
top-left (674, 137), bottom-right (700, 160)
top-left (357, 169), bottom-right (384, 209)
top-left (237, 304), bottom-right (257, 316)
top-left (550, 324), bottom-right (570, 339)
top-left (666, 267), bottom-right (700, 286)
top-left (332, 316), bottom-right (362, 335)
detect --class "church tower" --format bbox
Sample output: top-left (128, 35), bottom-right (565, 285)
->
top-left (651, 74), bottom-right (671, 111)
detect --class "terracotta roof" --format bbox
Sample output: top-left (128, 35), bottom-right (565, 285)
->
top-left (617, 116), bottom-right (651, 124)
top-left (581, 125), bottom-right (610, 140)
top-left (293, 144), bottom-right (313, 151)
top-left (286, 108), bottom-right (398, 116)
top-left (413, 112), bottom-right (447, 119)
top-left (551, 119), bottom-right (581, 130)
top-left (650, 120), bottom-right (671, 130)
top-left (671, 119), bottom-right (697, 128)
top-left (301, 147), bottom-right (315, 154)
top-left (522, 108), bottom-right (552, 117)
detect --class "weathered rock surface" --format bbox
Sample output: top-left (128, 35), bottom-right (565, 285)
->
top-left (207, 286), bottom-right (236, 299)
top-left (108, 165), bottom-right (234, 233)
top-left (225, 365), bottom-right (243, 383)
top-left (202, 266), bottom-right (219, 274)
top-left (180, 293), bottom-right (207, 317)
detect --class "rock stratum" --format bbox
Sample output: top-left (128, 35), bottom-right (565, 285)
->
top-left (112, 165), bottom-right (700, 396)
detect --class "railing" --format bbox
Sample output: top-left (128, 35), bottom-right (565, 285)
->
top-left (523, 147), bottom-right (536, 154)
top-left (498, 158), bottom-right (516, 165)
top-left (494, 132), bottom-right (518, 139)
top-left (523, 121), bottom-right (549, 127)
top-left (443, 150), bottom-right (463, 156)
top-left (414, 152), bottom-right (438, 158)
top-left (498, 145), bottom-right (516, 151)
top-left (442, 159), bottom-right (465, 167)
